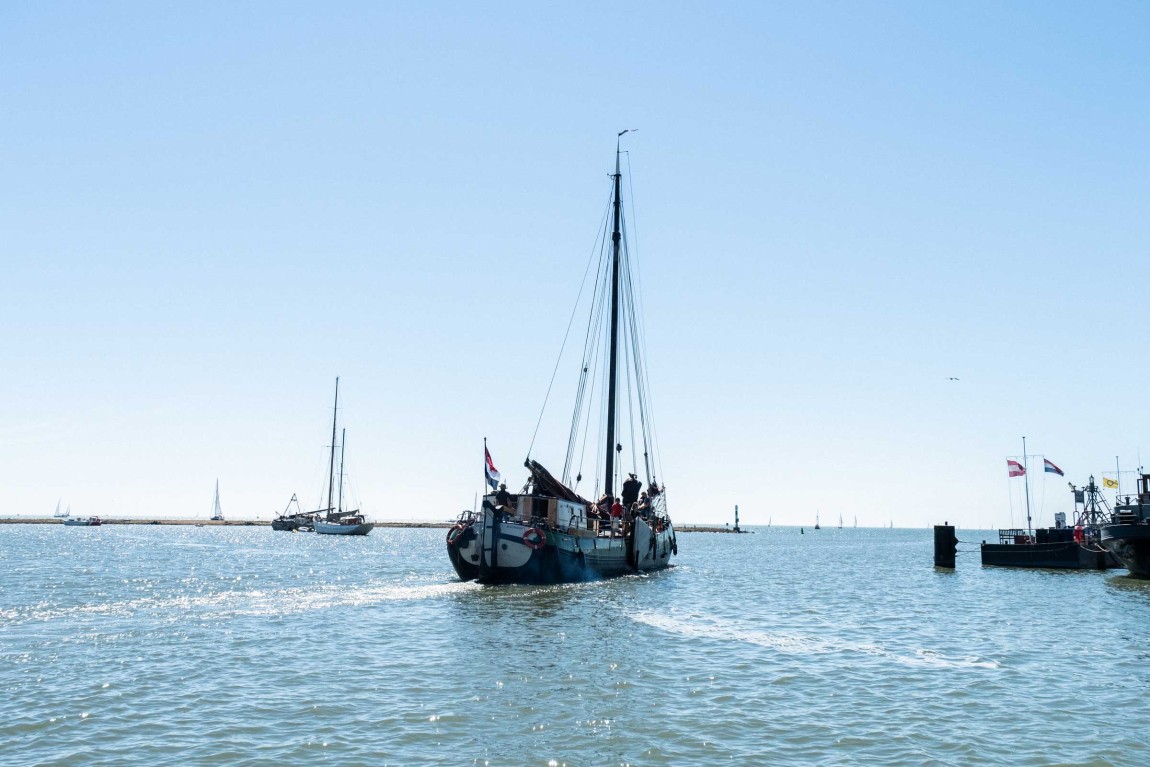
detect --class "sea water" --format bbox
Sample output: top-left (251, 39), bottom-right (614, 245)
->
top-left (2, 524), bottom-right (1148, 766)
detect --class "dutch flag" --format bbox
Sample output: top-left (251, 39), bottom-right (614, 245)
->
top-left (484, 445), bottom-right (501, 490)
top-left (1043, 458), bottom-right (1064, 476)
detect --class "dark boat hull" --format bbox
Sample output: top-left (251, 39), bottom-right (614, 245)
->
top-left (980, 540), bottom-right (1115, 570)
top-left (271, 516), bottom-right (314, 532)
top-left (1101, 524), bottom-right (1150, 578)
top-left (447, 509), bottom-right (675, 585)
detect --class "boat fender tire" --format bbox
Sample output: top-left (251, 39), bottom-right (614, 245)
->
top-left (522, 527), bottom-right (547, 550)
top-left (446, 524), bottom-right (466, 545)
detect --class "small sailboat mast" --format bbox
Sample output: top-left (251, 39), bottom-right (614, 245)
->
top-left (338, 428), bottom-right (346, 515)
top-left (327, 377), bottom-right (340, 519)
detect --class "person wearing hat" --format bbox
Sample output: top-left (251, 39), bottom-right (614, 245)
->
top-left (621, 472), bottom-right (642, 511)
top-left (495, 483), bottom-right (515, 517)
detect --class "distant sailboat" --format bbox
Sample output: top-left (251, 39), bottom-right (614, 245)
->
top-left (210, 480), bottom-right (224, 521)
top-left (838, 513), bottom-right (843, 529)
top-left (312, 381), bottom-right (374, 536)
top-left (53, 500), bottom-right (68, 518)
top-left (814, 511), bottom-right (821, 530)
top-left (853, 515), bottom-right (857, 528)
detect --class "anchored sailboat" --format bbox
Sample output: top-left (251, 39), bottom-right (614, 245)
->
top-left (312, 379), bottom-right (373, 536)
top-left (446, 134), bottom-right (676, 584)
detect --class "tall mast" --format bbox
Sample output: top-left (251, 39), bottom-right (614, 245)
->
top-left (338, 428), bottom-right (346, 514)
top-left (603, 131), bottom-right (629, 498)
top-left (1022, 436), bottom-right (1032, 536)
top-left (327, 377), bottom-right (340, 514)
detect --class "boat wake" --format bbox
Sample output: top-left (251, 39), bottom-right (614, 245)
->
top-left (0, 580), bottom-right (479, 625)
top-left (630, 611), bottom-right (999, 670)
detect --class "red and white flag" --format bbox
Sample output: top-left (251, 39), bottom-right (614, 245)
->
top-left (1006, 459), bottom-right (1026, 478)
top-left (485, 445), bottom-right (501, 490)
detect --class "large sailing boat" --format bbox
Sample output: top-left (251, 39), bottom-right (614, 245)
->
top-left (311, 378), bottom-right (374, 536)
top-left (447, 134), bottom-right (677, 584)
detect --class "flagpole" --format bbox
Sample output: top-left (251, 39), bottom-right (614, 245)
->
top-left (1116, 455), bottom-right (1121, 500)
top-left (1023, 436), bottom-right (1032, 538)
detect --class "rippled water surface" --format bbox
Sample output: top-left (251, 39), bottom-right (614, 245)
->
top-left (3, 524), bottom-right (1149, 766)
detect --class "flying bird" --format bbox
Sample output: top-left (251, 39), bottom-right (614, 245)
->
top-left (947, 377), bottom-right (960, 381)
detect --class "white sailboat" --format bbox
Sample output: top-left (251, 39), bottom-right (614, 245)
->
top-left (312, 379), bottom-right (374, 536)
top-left (53, 500), bottom-right (69, 518)
top-left (446, 134), bottom-right (676, 584)
top-left (210, 480), bottom-right (224, 521)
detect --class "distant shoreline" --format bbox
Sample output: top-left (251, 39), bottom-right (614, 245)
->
top-left (0, 518), bottom-right (740, 532)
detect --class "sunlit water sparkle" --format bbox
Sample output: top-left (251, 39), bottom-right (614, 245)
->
top-left (2, 524), bottom-right (1149, 766)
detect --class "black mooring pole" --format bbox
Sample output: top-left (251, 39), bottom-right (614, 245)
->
top-left (934, 523), bottom-right (957, 568)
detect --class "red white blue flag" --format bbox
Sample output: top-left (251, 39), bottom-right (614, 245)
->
top-left (1007, 459), bottom-right (1026, 477)
top-left (1043, 458), bottom-right (1064, 476)
top-left (485, 445), bottom-right (501, 490)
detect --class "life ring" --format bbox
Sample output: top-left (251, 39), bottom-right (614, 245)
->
top-left (522, 527), bottom-right (547, 550)
top-left (446, 523), bottom-right (466, 545)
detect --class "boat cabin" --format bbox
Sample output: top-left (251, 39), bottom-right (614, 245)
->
top-left (1114, 474), bottom-right (1150, 523)
top-left (491, 493), bottom-right (621, 538)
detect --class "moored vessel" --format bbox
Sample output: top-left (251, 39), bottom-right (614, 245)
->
top-left (271, 494), bottom-right (316, 532)
top-left (446, 134), bottom-right (676, 584)
top-left (981, 441), bottom-right (1116, 570)
top-left (308, 379), bottom-right (373, 537)
top-left (63, 516), bottom-right (102, 527)
top-left (1101, 473), bottom-right (1150, 578)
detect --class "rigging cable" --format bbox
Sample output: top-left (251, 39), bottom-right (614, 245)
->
top-left (566, 251), bottom-right (610, 486)
top-left (527, 194), bottom-right (614, 460)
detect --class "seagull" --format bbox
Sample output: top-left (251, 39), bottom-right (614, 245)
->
top-left (947, 377), bottom-right (960, 381)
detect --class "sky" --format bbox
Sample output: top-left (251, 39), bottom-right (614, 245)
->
top-left (2, 1), bottom-right (1149, 527)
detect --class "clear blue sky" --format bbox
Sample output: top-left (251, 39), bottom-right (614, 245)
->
top-left (3, 1), bottom-right (1148, 526)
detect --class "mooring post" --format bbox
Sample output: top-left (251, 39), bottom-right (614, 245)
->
top-left (934, 523), bottom-right (957, 568)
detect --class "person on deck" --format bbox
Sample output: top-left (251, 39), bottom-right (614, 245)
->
top-left (610, 498), bottom-right (624, 519)
top-left (636, 492), bottom-right (651, 519)
top-left (596, 494), bottom-right (612, 517)
top-left (622, 473), bottom-right (642, 510)
top-left (495, 483), bottom-right (515, 516)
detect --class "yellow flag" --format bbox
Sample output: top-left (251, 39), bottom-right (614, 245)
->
top-left (1103, 476), bottom-right (1119, 489)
